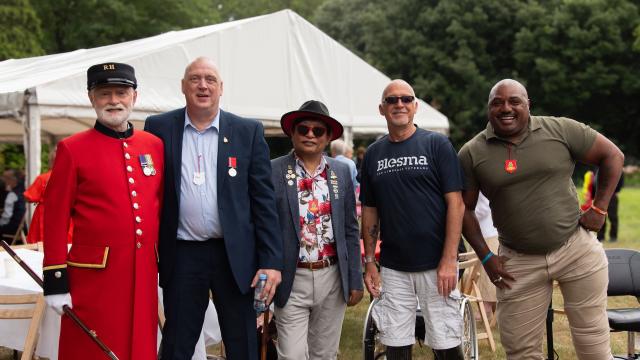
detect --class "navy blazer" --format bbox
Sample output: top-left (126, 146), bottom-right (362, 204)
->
top-left (144, 108), bottom-right (282, 294)
top-left (271, 153), bottom-right (363, 308)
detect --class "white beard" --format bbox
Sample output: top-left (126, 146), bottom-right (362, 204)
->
top-left (95, 105), bottom-right (132, 131)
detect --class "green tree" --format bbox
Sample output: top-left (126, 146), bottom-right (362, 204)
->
top-left (0, 0), bottom-right (44, 60)
top-left (31, 0), bottom-right (328, 54)
top-left (315, 0), bottom-right (522, 145)
top-left (315, 0), bottom-right (640, 160)
top-left (513, 0), bottom-right (640, 158)
top-left (31, 0), bottom-right (219, 53)
top-left (217, 0), bottom-right (326, 21)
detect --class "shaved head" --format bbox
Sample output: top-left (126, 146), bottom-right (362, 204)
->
top-left (488, 79), bottom-right (528, 104)
top-left (381, 79), bottom-right (415, 100)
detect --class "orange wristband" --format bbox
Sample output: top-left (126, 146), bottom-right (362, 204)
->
top-left (590, 204), bottom-right (607, 216)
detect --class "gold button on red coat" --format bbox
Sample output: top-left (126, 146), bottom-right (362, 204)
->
top-left (136, 216), bottom-right (142, 223)
top-left (125, 153), bottom-right (131, 160)
top-left (129, 178), bottom-right (135, 184)
top-left (133, 203), bottom-right (139, 209)
top-left (127, 166), bottom-right (133, 172)
top-left (136, 229), bottom-right (143, 236)
top-left (136, 242), bottom-right (142, 249)
top-left (131, 190), bottom-right (137, 197)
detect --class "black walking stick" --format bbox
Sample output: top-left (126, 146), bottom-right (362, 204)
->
top-left (546, 298), bottom-right (556, 360)
top-left (1, 240), bottom-right (120, 360)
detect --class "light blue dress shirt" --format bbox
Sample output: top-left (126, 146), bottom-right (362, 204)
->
top-left (177, 110), bottom-right (222, 241)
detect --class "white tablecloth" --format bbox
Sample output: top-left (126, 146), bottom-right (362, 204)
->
top-left (0, 249), bottom-right (221, 360)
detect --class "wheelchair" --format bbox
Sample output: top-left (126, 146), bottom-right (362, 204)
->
top-left (362, 295), bottom-right (479, 359)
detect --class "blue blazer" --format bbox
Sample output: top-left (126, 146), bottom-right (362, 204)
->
top-left (144, 108), bottom-right (283, 293)
top-left (271, 153), bottom-right (363, 308)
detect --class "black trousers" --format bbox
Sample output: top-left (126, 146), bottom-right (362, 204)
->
top-left (160, 239), bottom-right (257, 360)
top-left (597, 194), bottom-right (619, 241)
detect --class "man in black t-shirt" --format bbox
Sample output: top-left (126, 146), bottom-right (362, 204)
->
top-left (360, 80), bottom-right (466, 360)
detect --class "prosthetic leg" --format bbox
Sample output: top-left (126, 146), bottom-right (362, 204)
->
top-left (432, 346), bottom-right (464, 360)
top-left (386, 345), bottom-right (412, 360)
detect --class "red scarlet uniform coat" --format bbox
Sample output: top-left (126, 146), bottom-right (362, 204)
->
top-left (42, 124), bottom-right (163, 360)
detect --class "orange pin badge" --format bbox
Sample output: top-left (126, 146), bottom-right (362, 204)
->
top-left (505, 159), bottom-right (517, 174)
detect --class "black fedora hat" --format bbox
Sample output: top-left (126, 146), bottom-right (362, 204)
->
top-left (280, 100), bottom-right (343, 141)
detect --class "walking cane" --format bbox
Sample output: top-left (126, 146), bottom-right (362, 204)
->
top-left (0, 240), bottom-right (120, 360)
top-left (260, 309), bottom-right (269, 360)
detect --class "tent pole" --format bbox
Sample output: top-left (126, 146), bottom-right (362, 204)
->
top-left (342, 127), bottom-right (353, 149)
top-left (22, 88), bottom-right (41, 224)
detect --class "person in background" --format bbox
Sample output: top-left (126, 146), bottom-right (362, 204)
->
top-left (330, 138), bottom-right (358, 188)
top-left (597, 172), bottom-right (624, 242)
top-left (24, 149), bottom-right (57, 243)
top-left (271, 100), bottom-right (363, 359)
top-left (580, 170), bottom-right (595, 212)
top-left (0, 168), bottom-right (26, 238)
top-left (461, 192), bottom-right (498, 315)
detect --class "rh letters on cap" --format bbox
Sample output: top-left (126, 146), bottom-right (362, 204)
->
top-left (103, 64), bottom-right (115, 70)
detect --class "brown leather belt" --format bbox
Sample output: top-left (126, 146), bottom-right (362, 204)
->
top-left (297, 256), bottom-right (338, 270)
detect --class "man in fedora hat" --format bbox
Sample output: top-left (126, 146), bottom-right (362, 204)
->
top-left (271, 100), bottom-right (363, 359)
top-left (360, 80), bottom-right (466, 359)
top-left (42, 62), bottom-right (164, 359)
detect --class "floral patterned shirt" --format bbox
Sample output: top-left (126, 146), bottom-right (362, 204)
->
top-left (295, 155), bottom-right (336, 262)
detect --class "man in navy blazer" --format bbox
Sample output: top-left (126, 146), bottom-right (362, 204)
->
top-left (144, 57), bottom-right (282, 360)
top-left (271, 100), bottom-right (363, 359)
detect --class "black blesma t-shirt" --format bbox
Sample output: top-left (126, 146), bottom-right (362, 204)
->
top-left (360, 128), bottom-right (464, 272)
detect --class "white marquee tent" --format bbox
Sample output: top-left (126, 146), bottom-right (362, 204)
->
top-left (0, 9), bottom-right (448, 186)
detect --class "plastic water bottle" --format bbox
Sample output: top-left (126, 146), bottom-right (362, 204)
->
top-left (254, 273), bottom-right (268, 313)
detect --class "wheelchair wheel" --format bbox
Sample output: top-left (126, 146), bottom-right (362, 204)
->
top-left (460, 297), bottom-right (479, 360)
top-left (363, 298), bottom-right (386, 360)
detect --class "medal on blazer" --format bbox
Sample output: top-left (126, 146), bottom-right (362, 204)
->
top-left (139, 154), bottom-right (156, 176)
top-left (228, 157), bottom-right (237, 177)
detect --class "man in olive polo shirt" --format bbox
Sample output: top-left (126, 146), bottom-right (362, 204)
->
top-left (459, 79), bottom-right (624, 360)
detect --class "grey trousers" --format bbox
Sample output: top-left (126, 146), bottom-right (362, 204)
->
top-left (274, 265), bottom-right (346, 360)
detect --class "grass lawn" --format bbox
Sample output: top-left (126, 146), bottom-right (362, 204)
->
top-left (337, 186), bottom-right (640, 359)
top-left (1, 188), bottom-right (638, 359)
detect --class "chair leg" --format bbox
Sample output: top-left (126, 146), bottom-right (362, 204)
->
top-left (628, 331), bottom-right (635, 360)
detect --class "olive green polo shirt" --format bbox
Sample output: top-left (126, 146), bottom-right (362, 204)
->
top-left (458, 116), bottom-right (597, 254)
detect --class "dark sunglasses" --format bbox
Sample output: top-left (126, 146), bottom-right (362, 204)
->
top-left (383, 95), bottom-right (415, 104)
top-left (296, 125), bottom-right (327, 137)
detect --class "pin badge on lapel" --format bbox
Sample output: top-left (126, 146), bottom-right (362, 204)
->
top-left (330, 170), bottom-right (339, 199)
top-left (286, 166), bottom-right (295, 186)
top-left (228, 157), bottom-right (237, 177)
top-left (223, 136), bottom-right (229, 143)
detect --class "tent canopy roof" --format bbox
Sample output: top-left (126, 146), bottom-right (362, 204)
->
top-left (0, 9), bottom-right (448, 143)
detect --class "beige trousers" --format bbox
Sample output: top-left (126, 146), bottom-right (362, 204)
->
top-left (274, 265), bottom-right (346, 360)
top-left (497, 227), bottom-right (612, 360)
